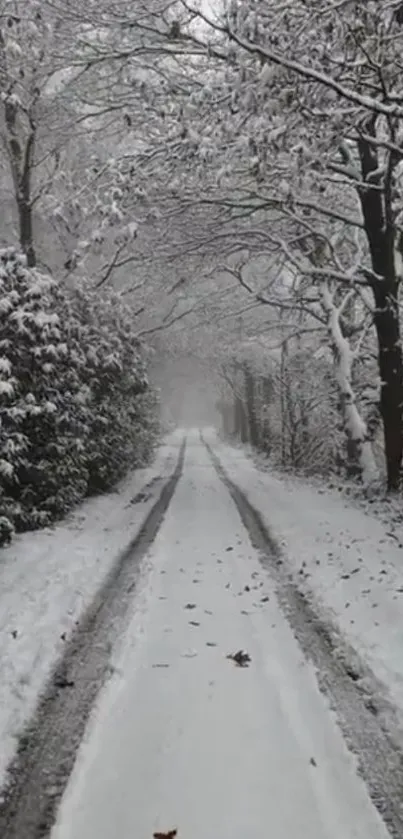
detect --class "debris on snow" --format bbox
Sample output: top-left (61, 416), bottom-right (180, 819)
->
top-left (226, 650), bottom-right (251, 668)
top-left (206, 431), bottom-right (403, 734)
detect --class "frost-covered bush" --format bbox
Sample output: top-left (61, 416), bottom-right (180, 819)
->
top-left (0, 249), bottom-right (158, 545)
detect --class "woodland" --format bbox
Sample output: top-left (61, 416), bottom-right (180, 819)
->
top-left (1, 0), bottom-right (403, 542)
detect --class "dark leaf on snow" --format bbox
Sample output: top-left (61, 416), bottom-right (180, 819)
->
top-left (55, 677), bottom-right (75, 688)
top-left (227, 650), bottom-right (251, 668)
top-left (184, 603), bottom-right (196, 610)
top-left (153, 831), bottom-right (178, 838)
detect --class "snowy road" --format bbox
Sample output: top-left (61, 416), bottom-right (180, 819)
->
top-left (51, 433), bottom-right (389, 839)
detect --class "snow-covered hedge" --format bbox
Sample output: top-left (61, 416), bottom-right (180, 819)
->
top-left (0, 249), bottom-right (159, 545)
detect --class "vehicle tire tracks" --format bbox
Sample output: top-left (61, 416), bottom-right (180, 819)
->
top-left (203, 433), bottom-right (403, 839)
top-left (0, 438), bottom-right (186, 839)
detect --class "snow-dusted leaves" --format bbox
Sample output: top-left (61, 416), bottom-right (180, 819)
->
top-left (0, 249), bottom-right (158, 545)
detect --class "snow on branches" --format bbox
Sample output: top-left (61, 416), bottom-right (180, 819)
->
top-left (0, 249), bottom-right (158, 545)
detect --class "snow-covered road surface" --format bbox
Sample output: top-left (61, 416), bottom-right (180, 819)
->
top-left (52, 432), bottom-right (389, 839)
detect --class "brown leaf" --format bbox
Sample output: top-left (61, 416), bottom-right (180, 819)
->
top-left (227, 650), bottom-right (251, 668)
top-left (153, 831), bottom-right (177, 839)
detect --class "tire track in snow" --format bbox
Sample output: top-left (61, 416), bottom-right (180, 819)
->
top-left (203, 433), bottom-right (403, 839)
top-left (0, 438), bottom-right (186, 839)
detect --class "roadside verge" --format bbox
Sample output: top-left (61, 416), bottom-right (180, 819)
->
top-left (0, 432), bottom-right (184, 794)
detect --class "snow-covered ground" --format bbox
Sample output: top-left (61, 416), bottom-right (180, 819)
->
top-left (0, 432), bottom-right (182, 790)
top-left (205, 431), bottom-right (403, 735)
top-left (52, 433), bottom-right (388, 839)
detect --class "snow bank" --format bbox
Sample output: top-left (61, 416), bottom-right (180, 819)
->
top-left (207, 432), bottom-right (403, 734)
top-left (0, 433), bottom-right (181, 790)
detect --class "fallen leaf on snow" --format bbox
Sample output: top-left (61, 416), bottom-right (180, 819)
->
top-left (153, 830), bottom-right (177, 838)
top-left (227, 650), bottom-right (251, 668)
top-left (184, 603), bottom-right (196, 610)
top-left (189, 620), bottom-right (200, 626)
top-left (55, 677), bottom-right (75, 688)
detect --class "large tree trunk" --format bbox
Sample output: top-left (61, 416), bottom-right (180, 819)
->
top-left (4, 94), bottom-right (37, 268)
top-left (321, 284), bottom-right (379, 486)
top-left (373, 289), bottom-right (403, 491)
top-left (358, 132), bottom-right (403, 490)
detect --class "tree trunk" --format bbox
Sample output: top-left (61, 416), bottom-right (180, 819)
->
top-left (244, 365), bottom-right (259, 447)
top-left (17, 195), bottom-right (36, 267)
top-left (373, 290), bottom-right (403, 491)
top-left (261, 375), bottom-right (273, 453)
top-left (358, 132), bottom-right (403, 490)
top-left (321, 284), bottom-right (379, 486)
top-left (3, 93), bottom-right (37, 268)
top-left (234, 393), bottom-right (248, 442)
top-left (280, 339), bottom-right (288, 467)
